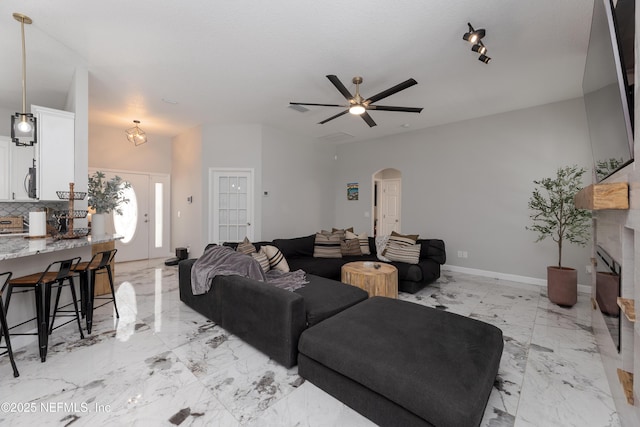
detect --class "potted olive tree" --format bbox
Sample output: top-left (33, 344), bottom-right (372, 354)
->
top-left (88, 171), bottom-right (131, 237)
top-left (527, 165), bottom-right (591, 306)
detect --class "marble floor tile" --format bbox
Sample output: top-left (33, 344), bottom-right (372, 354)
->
top-left (0, 261), bottom-right (621, 426)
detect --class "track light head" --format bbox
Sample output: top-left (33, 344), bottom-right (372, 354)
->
top-left (478, 54), bottom-right (491, 64)
top-left (471, 43), bottom-right (487, 55)
top-left (463, 23), bottom-right (485, 44)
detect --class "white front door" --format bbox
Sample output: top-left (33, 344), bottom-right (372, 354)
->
top-left (91, 169), bottom-right (171, 262)
top-left (210, 169), bottom-right (254, 244)
top-left (379, 179), bottom-right (401, 235)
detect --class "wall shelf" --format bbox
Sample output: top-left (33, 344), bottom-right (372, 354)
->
top-left (574, 182), bottom-right (628, 210)
top-left (617, 297), bottom-right (636, 322)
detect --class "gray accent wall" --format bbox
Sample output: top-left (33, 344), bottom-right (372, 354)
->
top-left (334, 97), bottom-right (594, 285)
top-left (261, 125), bottom-right (336, 240)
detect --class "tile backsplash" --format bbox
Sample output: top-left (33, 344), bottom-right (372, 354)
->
top-left (0, 201), bottom-right (67, 224)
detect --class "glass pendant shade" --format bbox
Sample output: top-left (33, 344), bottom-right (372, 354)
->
top-left (349, 105), bottom-right (366, 115)
top-left (11, 112), bottom-right (36, 146)
top-left (125, 120), bottom-right (147, 146)
top-left (11, 13), bottom-right (36, 146)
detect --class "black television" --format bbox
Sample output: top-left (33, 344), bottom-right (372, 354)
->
top-left (583, 0), bottom-right (634, 182)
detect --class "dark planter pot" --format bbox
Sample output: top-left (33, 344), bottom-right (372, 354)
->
top-left (547, 266), bottom-right (577, 307)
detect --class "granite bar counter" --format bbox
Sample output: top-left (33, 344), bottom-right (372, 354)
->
top-left (0, 234), bottom-right (123, 261)
top-left (0, 234), bottom-right (123, 350)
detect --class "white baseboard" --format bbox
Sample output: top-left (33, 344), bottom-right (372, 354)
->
top-left (441, 264), bottom-right (591, 294)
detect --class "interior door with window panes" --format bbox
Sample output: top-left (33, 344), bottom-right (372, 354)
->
top-left (211, 169), bottom-right (253, 244)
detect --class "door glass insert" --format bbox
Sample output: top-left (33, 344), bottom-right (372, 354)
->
top-left (113, 182), bottom-right (138, 244)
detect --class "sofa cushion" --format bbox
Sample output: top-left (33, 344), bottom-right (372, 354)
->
top-left (236, 237), bottom-right (257, 255)
top-left (298, 297), bottom-right (504, 427)
top-left (252, 250), bottom-right (271, 271)
top-left (263, 245), bottom-right (290, 272)
top-left (341, 239), bottom-right (362, 256)
top-left (314, 232), bottom-right (343, 258)
top-left (273, 235), bottom-right (316, 258)
top-left (346, 230), bottom-right (371, 255)
top-left (383, 242), bottom-right (421, 264)
top-left (388, 230), bottom-right (419, 246)
top-left (294, 274), bottom-right (368, 326)
top-left (287, 257), bottom-right (345, 280)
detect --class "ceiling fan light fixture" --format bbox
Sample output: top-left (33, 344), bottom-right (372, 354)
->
top-left (11, 13), bottom-right (37, 147)
top-left (125, 120), bottom-right (147, 146)
top-left (349, 105), bottom-right (366, 115)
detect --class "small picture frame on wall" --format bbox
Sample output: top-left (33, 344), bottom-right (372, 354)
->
top-left (347, 183), bottom-right (359, 200)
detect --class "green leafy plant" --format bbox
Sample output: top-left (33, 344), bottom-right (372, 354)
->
top-left (527, 165), bottom-right (591, 268)
top-left (88, 171), bottom-right (132, 214)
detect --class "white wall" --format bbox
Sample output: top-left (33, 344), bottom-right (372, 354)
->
top-left (200, 123), bottom-right (263, 246)
top-left (89, 123), bottom-right (172, 173)
top-left (334, 97), bottom-right (594, 285)
top-left (261, 125), bottom-right (336, 240)
top-left (171, 126), bottom-right (204, 256)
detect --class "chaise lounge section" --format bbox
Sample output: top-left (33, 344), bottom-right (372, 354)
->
top-left (298, 297), bottom-right (504, 427)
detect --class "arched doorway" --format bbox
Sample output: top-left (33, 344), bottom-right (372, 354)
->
top-left (372, 168), bottom-right (402, 236)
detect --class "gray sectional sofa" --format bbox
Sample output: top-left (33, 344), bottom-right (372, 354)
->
top-left (178, 258), bottom-right (368, 368)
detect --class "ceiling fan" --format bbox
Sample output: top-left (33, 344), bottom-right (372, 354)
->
top-left (290, 75), bottom-right (423, 127)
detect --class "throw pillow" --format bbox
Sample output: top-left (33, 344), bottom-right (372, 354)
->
top-left (346, 230), bottom-right (371, 255)
top-left (331, 227), bottom-right (354, 241)
top-left (375, 235), bottom-right (391, 262)
top-left (262, 245), bottom-right (290, 272)
top-left (314, 232), bottom-right (343, 258)
top-left (341, 238), bottom-right (362, 256)
top-left (383, 242), bottom-right (421, 264)
top-left (236, 236), bottom-right (256, 255)
top-left (251, 251), bottom-right (271, 272)
top-left (388, 230), bottom-right (419, 247)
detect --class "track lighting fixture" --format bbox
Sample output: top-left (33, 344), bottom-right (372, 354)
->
top-left (463, 22), bottom-right (491, 64)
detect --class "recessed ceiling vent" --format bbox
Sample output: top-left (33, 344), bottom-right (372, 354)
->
top-left (288, 104), bottom-right (310, 113)
top-left (318, 132), bottom-right (354, 143)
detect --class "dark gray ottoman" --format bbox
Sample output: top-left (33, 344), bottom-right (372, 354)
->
top-left (298, 297), bottom-right (504, 427)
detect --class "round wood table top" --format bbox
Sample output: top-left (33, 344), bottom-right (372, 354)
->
top-left (341, 261), bottom-right (398, 298)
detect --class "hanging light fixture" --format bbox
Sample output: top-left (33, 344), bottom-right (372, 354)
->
top-left (125, 120), bottom-right (147, 146)
top-left (11, 13), bottom-right (37, 146)
top-left (463, 22), bottom-right (491, 64)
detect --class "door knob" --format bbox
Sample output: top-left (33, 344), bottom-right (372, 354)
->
top-left (247, 222), bottom-right (251, 226)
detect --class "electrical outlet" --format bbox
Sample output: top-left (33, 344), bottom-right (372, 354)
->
top-left (462, 251), bottom-right (468, 258)
top-left (586, 265), bottom-right (593, 274)
top-left (457, 250), bottom-right (463, 258)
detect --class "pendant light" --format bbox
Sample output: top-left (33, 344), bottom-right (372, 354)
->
top-left (11, 13), bottom-right (37, 146)
top-left (125, 120), bottom-right (147, 146)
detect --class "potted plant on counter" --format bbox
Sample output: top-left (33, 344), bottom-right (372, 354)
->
top-left (88, 171), bottom-right (131, 237)
top-left (527, 165), bottom-right (591, 306)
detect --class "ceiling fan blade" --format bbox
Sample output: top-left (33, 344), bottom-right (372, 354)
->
top-left (368, 105), bottom-right (423, 113)
top-left (290, 102), bottom-right (345, 108)
top-left (326, 75), bottom-right (354, 101)
top-left (361, 111), bottom-right (377, 127)
top-left (318, 109), bottom-right (349, 124)
top-left (366, 78), bottom-right (418, 104)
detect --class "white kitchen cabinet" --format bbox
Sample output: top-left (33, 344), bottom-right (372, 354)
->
top-left (11, 144), bottom-right (36, 200)
top-left (0, 137), bottom-right (10, 200)
top-left (32, 105), bottom-right (75, 200)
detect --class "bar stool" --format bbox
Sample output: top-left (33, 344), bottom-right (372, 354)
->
top-left (72, 249), bottom-right (119, 334)
top-left (0, 272), bottom-right (19, 377)
top-left (3, 257), bottom-right (84, 363)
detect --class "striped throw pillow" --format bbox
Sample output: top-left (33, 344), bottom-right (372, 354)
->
top-left (236, 236), bottom-right (256, 255)
top-left (388, 231), bottom-right (419, 247)
top-left (346, 231), bottom-right (371, 255)
top-left (251, 251), bottom-right (271, 272)
top-left (341, 238), bottom-right (362, 256)
top-left (262, 245), bottom-right (290, 272)
top-left (383, 242), bottom-right (421, 264)
top-left (314, 232), bottom-right (343, 258)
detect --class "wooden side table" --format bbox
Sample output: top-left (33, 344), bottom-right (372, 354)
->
top-left (341, 261), bottom-right (398, 298)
